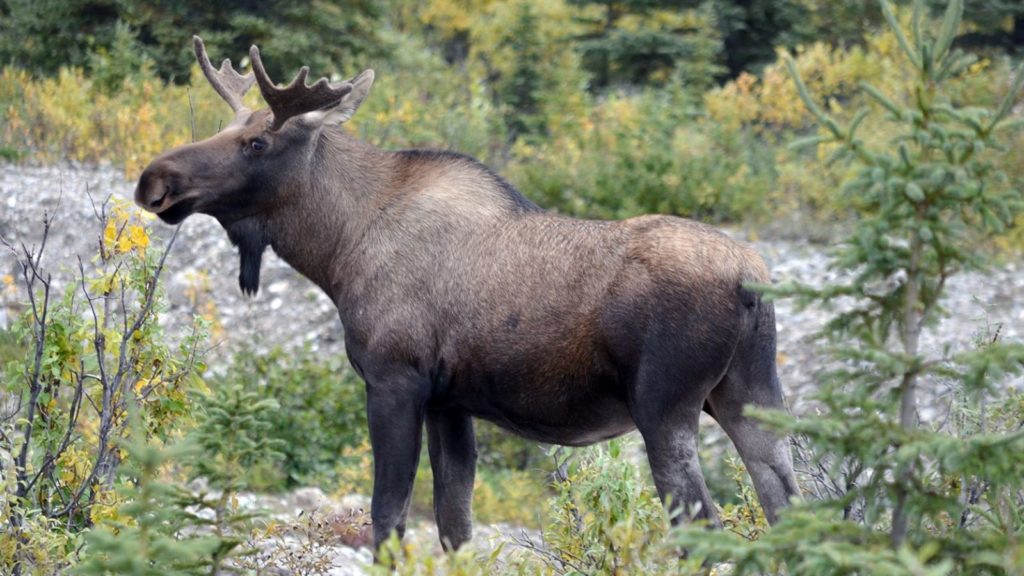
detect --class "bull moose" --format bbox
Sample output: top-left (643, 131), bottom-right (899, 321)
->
top-left (135, 37), bottom-right (800, 550)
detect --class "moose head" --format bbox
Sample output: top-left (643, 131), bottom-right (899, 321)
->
top-left (135, 37), bottom-right (374, 294)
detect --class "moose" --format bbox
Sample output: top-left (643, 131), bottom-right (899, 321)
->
top-left (135, 37), bottom-right (800, 550)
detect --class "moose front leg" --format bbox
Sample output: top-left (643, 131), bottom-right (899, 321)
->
top-left (426, 408), bottom-right (477, 551)
top-left (366, 380), bottom-right (427, 549)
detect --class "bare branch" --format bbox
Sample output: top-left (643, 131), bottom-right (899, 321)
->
top-left (53, 224), bottom-right (182, 519)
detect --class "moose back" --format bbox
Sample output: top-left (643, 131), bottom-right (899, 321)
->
top-left (135, 37), bottom-right (800, 550)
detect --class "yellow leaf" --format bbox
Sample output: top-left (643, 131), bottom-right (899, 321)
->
top-left (128, 224), bottom-right (150, 252)
top-left (103, 220), bottom-right (118, 250)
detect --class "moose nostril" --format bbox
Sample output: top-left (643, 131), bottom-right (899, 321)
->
top-left (136, 167), bottom-right (174, 211)
top-left (149, 183), bottom-right (172, 208)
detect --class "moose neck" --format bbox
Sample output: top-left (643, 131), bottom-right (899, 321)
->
top-left (259, 129), bottom-right (393, 299)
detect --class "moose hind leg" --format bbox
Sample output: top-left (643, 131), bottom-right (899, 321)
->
top-left (637, 408), bottom-right (721, 527)
top-left (426, 408), bottom-right (477, 551)
top-left (707, 370), bottom-right (800, 525)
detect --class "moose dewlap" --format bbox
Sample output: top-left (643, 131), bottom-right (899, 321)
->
top-left (135, 37), bottom-right (799, 551)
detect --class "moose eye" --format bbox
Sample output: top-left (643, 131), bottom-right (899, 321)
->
top-left (249, 138), bottom-right (267, 153)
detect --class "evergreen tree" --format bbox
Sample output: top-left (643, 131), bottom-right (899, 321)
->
top-left (949, 0), bottom-right (1024, 50)
top-left (500, 3), bottom-right (545, 141)
top-left (0, 0), bottom-right (125, 75)
top-left (679, 0), bottom-right (1024, 572)
top-left (569, 0), bottom-right (723, 88)
top-left (713, 0), bottom-right (806, 77)
top-left (0, 0), bottom-right (385, 83)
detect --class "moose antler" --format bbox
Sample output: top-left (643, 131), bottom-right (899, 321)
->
top-left (193, 36), bottom-right (255, 114)
top-left (249, 45), bottom-right (353, 130)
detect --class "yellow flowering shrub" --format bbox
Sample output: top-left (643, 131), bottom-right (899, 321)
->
top-left (1, 195), bottom-right (209, 573)
top-left (1, 65), bottom-right (234, 180)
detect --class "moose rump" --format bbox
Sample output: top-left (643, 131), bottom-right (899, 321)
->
top-left (336, 209), bottom-right (799, 546)
top-left (134, 37), bottom-right (800, 553)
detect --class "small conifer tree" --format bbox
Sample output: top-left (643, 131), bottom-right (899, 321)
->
top-left (678, 0), bottom-right (1024, 573)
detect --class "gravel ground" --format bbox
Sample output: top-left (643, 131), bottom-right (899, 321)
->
top-left (2, 161), bottom-right (1022, 572)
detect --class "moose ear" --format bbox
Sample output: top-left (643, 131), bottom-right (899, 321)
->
top-left (323, 69), bottom-right (375, 124)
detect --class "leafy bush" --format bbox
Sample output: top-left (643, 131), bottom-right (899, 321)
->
top-left (71, 437), bottom-right (224, 576)
top-left (0, 65), bottom-right (236, 178)
top-left (0, 198), bottom-right (208, 574)
top-left (703, 10), bottom-right (1024, 223)
top-left (2, 2), bottom-right (1020, 240)
top-left (507, 87), bottom-right (776, 222)
top-left (74, 384), bottom-right (286, 575)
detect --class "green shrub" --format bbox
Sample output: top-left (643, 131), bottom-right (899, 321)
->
top-left (527, 441), bottom-right (683, 574)
top-left (210, 346), bottom-right (367, 491)
top-left (74, 351), bottom-right (289, 574)
top-left (72, 437), bottom-right (223, 576)
top-left (375, 438), bottom-right (719, 575)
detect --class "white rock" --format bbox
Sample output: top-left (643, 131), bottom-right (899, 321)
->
top-left (290, 486), bottom-right (330, 511)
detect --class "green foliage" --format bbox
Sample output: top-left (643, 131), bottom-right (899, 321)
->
top-left (0, 325), bottom-right (25, 367)
top-left (349, 28), bottom-right (507, 164)
top-left (376, 439), bottom-right (715, 575)
top-left (790, 0), bottom-right (886, 50)
top-left (474, 420), bottom-right (546, 471)
top-left (704, 8), bottom-right (1024, 226)
top-left (73, 395), bottom-right (281, 576)
top-left (0, 64), bottom-right (240, 178)
top-left (190, 384), bottom-right (285, 492)
top-left (495, 3), bottom-right (546, 141)
top-left (937, 0), bottom-right (1024, 50)
top-left (712, 0), bottom-right (807, 77)
top-left (0, 0), bottom-right (127, 77)
top-left (71, 437), bottom-right (223, 576)
top-left (2, 0), bottom-right (1021, 237)
top-left (681, 1), bottom-right (1024, 573)
top-left (530, 441), bottom-right (682, 574)
top-left (0, 0), bottom-right (385, 84)
top-left (87, 21), bottom-right (153, 94)
top-left (3, 1), bottom-right (1024, 571)
top-left (509, 86), bottom-right (774, 222)
top-left (210, 346), bottom-right (366, 490)
top-left (371, 534), bottom-right (509, 576)
top-left (570, 0), bottom-right (725, 89)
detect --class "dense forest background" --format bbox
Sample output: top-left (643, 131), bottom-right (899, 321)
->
top-left (3, 0), bottom-right (1024, 85)
top-left (1, 1), bottom-right (1024, 574)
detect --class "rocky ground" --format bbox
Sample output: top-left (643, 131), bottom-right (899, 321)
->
top-left (2, 162), bottom-right (1022, 573)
